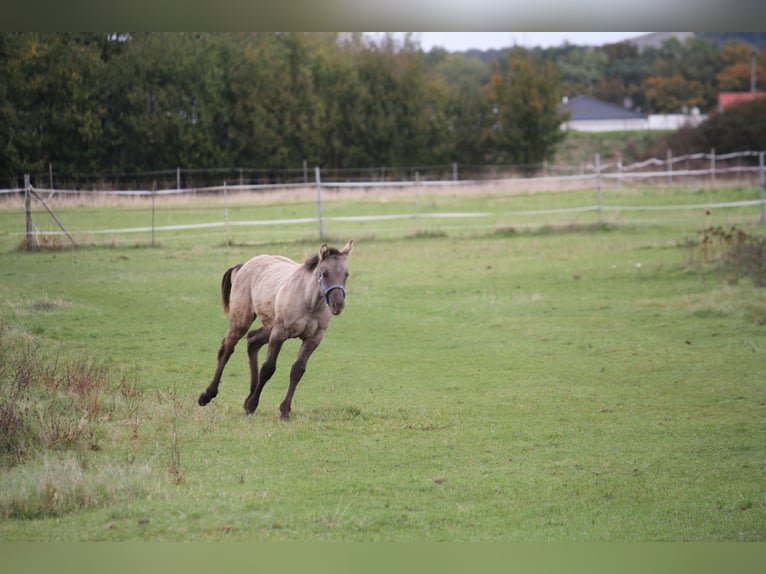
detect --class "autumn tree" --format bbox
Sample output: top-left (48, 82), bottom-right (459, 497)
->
top-left (644, 74), bottom-right (705, 113)
top-left (717, 41), bottom-right (766, 91)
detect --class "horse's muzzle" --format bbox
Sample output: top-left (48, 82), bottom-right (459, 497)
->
top-left (327, 290), bottom-right (346, 315)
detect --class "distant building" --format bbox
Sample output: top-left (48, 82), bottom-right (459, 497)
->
top-left (560, 95), bottom-right (647, 132)
top-left (560, 95), bottom-right (706, 132)
top-left (717, 91), bottom-right (766, 112)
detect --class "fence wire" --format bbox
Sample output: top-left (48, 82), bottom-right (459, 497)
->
top-left (4, 150), bottom-right (765, 248)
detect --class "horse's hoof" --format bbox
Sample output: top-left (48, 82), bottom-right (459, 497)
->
top-left (198, 392), bottom-right (212, 406)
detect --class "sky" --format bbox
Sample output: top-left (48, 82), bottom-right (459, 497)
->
top-left (410, 32), bottom-right (651, 52)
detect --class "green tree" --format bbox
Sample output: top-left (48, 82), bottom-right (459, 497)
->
top-left (0, 33), bottom-right (109, 181)
top-left (555, 43), bottom-right (608, 98)
top-left (596, 41), bottom-right (644, 109)
top-left (485, 49), bottom-right (567, 166)
top-left (433, 52), bottom-right (492, 164)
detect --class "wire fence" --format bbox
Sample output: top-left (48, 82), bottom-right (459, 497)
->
top-left (3, 150), bottom-right (765, 249)
top-left (3, 149), bottom-right (766, 195)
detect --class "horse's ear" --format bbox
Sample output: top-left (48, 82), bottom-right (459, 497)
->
top-left (318, 244), bottom-right (330, 261)
top-left (341, 240), bottom-right (353, 256)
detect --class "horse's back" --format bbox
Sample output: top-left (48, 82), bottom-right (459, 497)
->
top-left (231, 254), bottom-right (300, 327)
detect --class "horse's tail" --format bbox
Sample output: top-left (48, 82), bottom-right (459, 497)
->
top-left (221, 263), bottom-right (244, 315)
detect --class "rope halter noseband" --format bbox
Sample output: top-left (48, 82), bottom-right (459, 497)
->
top-left (318, 269), bottom-right (346, 306)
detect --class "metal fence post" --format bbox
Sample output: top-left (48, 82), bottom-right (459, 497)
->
top-left (415, 171), bottom-right (420, 224)
top-left (667, 148), bottom-right (673, 187)
top-left (224, 180), bottom-right (230, 243)
top-left (24, 174), bottom-right (33, 246)
top-left (315, 166), bottom-right (324, 240)
top-left (596, 153), bottom-right (602, 223)
top-left (151, 187), bottom-right (156, 247)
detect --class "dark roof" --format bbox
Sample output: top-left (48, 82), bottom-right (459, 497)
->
top-left (561, 95), bottom-right (646, 121)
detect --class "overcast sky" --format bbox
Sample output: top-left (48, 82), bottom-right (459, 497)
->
top-left (410, 32), bottom-right (651, 52)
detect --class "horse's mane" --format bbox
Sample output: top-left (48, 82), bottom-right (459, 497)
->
top-left (303, 246), bottom-right (342, 271)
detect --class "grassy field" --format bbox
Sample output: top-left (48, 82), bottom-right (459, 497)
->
top-left (0, 182), bottom-right (764, 541)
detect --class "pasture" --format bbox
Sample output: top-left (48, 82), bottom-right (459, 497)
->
top-left (0, 183), bottom-right (764, 541)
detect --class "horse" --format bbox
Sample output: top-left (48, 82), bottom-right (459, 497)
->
top-left (198, 240), bottom-right (353, 420)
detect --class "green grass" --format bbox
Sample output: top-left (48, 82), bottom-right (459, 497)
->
top-left (0, 186), bottom-right (764, 541)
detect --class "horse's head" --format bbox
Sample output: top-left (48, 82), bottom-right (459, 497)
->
top-left (317, 240), bottom-right (353, 315)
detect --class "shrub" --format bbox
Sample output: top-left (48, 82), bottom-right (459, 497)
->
top-left (0, 324), bottom-right (143, 467)
top-left (685, 225), bottom-right (766, 287)
top-left (649, 98), bottom-right (766, 157)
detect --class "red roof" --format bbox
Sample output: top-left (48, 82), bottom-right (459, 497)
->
top-left (718, 91), bottom-right (766, 111)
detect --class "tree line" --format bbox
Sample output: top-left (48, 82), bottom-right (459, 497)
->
top-left (1, 32), bottom-right (763, 185)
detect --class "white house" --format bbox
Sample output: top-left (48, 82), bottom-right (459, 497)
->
top-left (560, 95), bottom-right (648, 132)
top-left (560, 95), bottom-right (707, 132)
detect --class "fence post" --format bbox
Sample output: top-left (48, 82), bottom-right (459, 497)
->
top-left (617, 154), bottom-right (623, 189)
top-left (24, 174), bottom-right (33, 246)
top-left (176, 166), bottom-right (181, 190)
top-left (415, 171), bottom-right (420, 224)
top-left (151, 186), bottom-right (156, 247)
top-left (710, 148), bottom-right (716, 187)
top-left (452, 162), bottom-right (458, 182)
top-left (596, 153), bottom-right (602, 223)
top-left (667, 149), bottom-right (673, 187)
top-left (315, 166), bottom-right (324, 240)
top-left (760, 152), bottom-right (765, 225)
top-left (224, 180), bottom-right (230, 243)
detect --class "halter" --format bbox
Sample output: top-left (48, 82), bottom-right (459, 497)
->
top-left (318, 269), bottom-right (346, 305)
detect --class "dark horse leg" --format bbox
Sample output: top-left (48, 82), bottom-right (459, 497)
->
top-left (243, 326), bottom-right (270, 414)
top-left (198, 321), bottom-right (250, 406)
top-left (244, 329), bottom-right (286, 415)
top-left (279, 333), bottom-right (324, 421)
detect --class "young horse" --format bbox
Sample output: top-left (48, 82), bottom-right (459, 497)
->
top-left (198, 241), bottom-right (353, 420)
